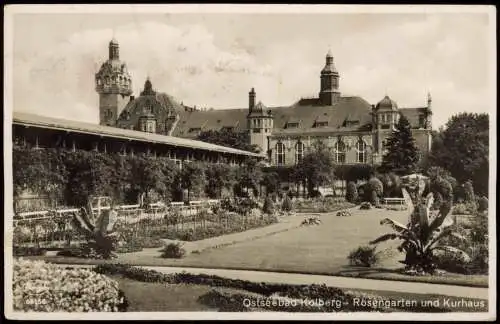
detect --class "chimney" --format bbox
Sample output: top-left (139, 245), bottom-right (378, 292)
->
top-left (130, 95), bottom-right (135, 102)
top-left (249, 87), bottom-right (256, 111)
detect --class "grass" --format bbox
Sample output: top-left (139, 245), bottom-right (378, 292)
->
top-left (28, 208), bottom-right (488, 288)
top-left (112, 275), bottom-right (215, 312)
top-left (113, 274), bottom-right (488, 312)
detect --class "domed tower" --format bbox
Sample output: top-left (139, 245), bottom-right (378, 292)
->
top-left (319, 50), bottom-right (341, 106)
top-left (247, 88), bottom-right (273, 154)
top-left (373, 95), bottom-right (400, 158)
top-left (95, 38), bottom-right (133, 126)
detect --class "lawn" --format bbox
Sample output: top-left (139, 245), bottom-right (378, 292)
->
top-left (31, 207), bottom-right (488, 287)
top-left (113, 275), bottom-right (488, 312)
top-left (112, 275), bottom-right (215, 312)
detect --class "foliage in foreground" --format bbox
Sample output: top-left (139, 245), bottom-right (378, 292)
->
top-left (13, 259), bottom-right (127, 312)
top-left (370, 188), bottom-right (469, 274)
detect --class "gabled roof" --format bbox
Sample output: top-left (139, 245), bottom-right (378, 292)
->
top-left (12, 112), bottom-right (265, 158)
top-left (172, 108), bottom-right (248, 138)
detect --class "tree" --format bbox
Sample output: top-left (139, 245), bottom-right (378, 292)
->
top-left (294, 140), bottom-right (336, 197)
top-left (370, 188), bottom-right (469, 274)
top-left (234, 159), bottom-right (263, 197)
top-left (261, 171), bottom-right (280, 196)
top-left (380, 115), bottom-right (420, 175)
top-left (197, 129), bottom-right (261, 153)
top-left (463, 180), bottom-right (475, 204)
top-left (205, 164), bottom-right (235, 198)
top-left (127, 154), bottom-right (170, 206)
top-left (346, 181), bottom-right (359, 203)
top-left (180, 162), bottom-right (206, 201)
top-left (429, 113), bottom-right (489, 196)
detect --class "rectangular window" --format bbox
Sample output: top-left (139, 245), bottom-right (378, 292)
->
top-left (253, 128), bottom-right (261, 133)
top-left (315, 121), bottom-right (328, 127)
top-left (286, 122), bottom-right (299, 129)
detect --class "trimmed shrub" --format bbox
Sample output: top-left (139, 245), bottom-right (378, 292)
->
top-left (13, 259), bottom-right (127, 312)
top-left (345, 181), bottom-right (358, 203)
top-left (367, 177), bottom-right (384, 196)
top-left (347, 245), bottom-right (380, 267)
top-left (160, 242), bottom-right (186, 258)
top-left (478, 196), bottom-right (488, 212)
top-left (263, 196), bottom-right (275, 215)
top-left (370, 190), bottom-right (380, 207)
top-left (281, 195), bottom-right (293, 213)
top-left (463, 180), bottom-right (475, 203)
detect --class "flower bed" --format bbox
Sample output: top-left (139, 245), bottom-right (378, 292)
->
top-left (13, 259), bottom-right (128, 312)
top-left (294, 199), bottom-right (354, 213)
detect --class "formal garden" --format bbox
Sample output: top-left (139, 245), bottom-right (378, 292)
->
top-left (11, 113), bottom-right (491, 312)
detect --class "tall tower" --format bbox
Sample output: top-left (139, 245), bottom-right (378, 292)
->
top-left (319, 50), bottom-right (341, 105)
top-left (95, 38), bottom-right (133, 126)
top-left (425, 92), bottom-right (433, 129)
top-left (247, 88), bottom-right (273, 154)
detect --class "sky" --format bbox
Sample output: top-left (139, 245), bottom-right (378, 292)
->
top-left (6, 5), bottom-right (495, 128)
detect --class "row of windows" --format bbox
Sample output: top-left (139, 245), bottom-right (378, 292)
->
top-left (274, 140), bottom-right (367, 166)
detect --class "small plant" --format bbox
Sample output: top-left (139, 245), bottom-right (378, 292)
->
top-left (359, 202), bottom-right (371, 210)
top-left (348, 245), bottom-right (380, 267)
top-left (336, 210), bottom-right (352, 217)
top-left (160, 242), bottom-right (186, 259)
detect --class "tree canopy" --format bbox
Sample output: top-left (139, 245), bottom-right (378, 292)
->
top-left (380, 115), bottom-right (420, 175)
top-left (197, 129), bottom-right (261, 153)
top-left (293, 140), bottom-right (336, 196)
top-left (429, 112), bottom-right (489, 195)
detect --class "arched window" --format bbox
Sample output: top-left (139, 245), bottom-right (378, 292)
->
top-left (356, 139), bottom-right (367, 163)
top-left (295, 141), bottom-right (304, 164)
top-left (334, 140), bottom-right (346, 163)
top-left (276, 142), bottom-right (286, 166)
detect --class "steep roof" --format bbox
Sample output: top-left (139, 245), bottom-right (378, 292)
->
top-left (172, 108), bottom-right (248, 138)
top-left (172, 96), bottom-right (374, 137)
top-left (12, 112), bottom-right (265, 158)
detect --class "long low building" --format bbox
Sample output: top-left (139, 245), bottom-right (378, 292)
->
top-left (12, 112), bottom-right (265, 167)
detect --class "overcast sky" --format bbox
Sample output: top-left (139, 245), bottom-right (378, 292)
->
top-left (6, 5), bottom-right (495, 128)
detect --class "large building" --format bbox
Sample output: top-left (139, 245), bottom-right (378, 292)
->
top-left (96, 39), bottom-right (433, 166)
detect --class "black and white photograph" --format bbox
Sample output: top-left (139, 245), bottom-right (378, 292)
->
top-left (3, 4), bottom-right (496, 321)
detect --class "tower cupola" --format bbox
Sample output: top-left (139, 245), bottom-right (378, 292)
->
top-left (319, 50), bottom-right (341, 105)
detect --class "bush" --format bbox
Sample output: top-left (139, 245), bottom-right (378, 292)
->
top-left (281, 195), bottom-right (293, 213)
top-left (348, 245), bottom-right (381, 267)
top-left (478, 196), bottom-right (488, 212)
top-left (160, 242), bottom-right (186, 258)
top-left (13, 247), bottom-right (47, 257)
top-left (452, 202), bottom-right (477, 215)
top-left (345, 182), bottom-right (358, 203)
top-left (263, 196), bottom-right (275, 215)
top-left (430, 176), bottom-right (453, 202)
top-left (359, 202), bottom-right (371, 210)
top-left (367, 177), bottom-right (383, 196)
top-left (13, 259), bottom-right (127, 312)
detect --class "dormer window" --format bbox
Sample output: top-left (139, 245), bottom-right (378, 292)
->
top-left (188, 127), bottom-right (201, 133)
top-left (315, 121), bottom-right (329, 128)
top-left (286, 122), bottom-right (299, 129)
top-left (221, 126), bottom-right (234, 132)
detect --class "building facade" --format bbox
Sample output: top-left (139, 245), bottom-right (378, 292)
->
top-left (96, 39), bottom-right (433, 166)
